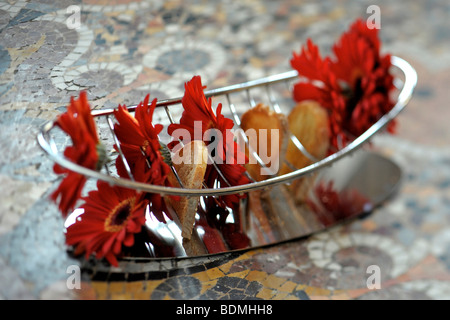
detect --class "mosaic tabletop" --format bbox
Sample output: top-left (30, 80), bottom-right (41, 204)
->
top-left (1, 0), bottom-right (450, 300)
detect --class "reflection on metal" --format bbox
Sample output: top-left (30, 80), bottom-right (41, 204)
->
top-left (39, 56), bottom-right (417, 261)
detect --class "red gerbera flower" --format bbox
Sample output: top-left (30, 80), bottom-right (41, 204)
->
top-left (51, 91), bottom-right (106, 217)
top-left (65, 180), bottom-right (148, 267)
top-left (113, 94), bottom-right (174, 222)
top-left (167, 76), bottom-right (234, 155)
top-left (167, 75), bottom-right (250, 209)
top-left (331, 18), bottom-right (396, 137)
top-left (290, 18), bottom-right (396, 149)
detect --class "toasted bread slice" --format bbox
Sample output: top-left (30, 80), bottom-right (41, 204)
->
top-left (166, 140), bottom-right (208, 240)
top-left (280, 100), bottom-right (330, 174)
top-left (240, 103), bottom-right (289, 181)
top-left (278, 100), bottom-right (330, 203)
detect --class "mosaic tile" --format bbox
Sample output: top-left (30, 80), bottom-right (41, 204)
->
top-left (1, 0), bottom-right (450, 300)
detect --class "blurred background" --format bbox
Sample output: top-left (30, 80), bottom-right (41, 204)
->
top-left (0, 0), bottom-right (449, 299)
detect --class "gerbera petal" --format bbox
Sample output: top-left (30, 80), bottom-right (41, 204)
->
top-left (113, 105), bottom-right (146, 145)
top-left (105, 252), bottom-right (119, 267)
top-left (51, 172), bottom-right (86, 217)
top-left (51, 92), bottom-right (102, 217)
top-left (123, 233), bottom-right (135, 247)
top-left (292, 82), bottom-right (326, 105)
top-left (181, 75), bottom-right (216, 124)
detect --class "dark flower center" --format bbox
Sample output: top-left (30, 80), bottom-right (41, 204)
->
top-left (105, 198), bottom-right (135, 232)
top-left (341, 77), bottom-right (363, 120)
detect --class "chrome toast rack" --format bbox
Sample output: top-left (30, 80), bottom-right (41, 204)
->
top-left (38, 56), bottom-right (417, 260)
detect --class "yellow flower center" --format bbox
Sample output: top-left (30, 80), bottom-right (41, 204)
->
top-left (141, 140), bottom-right (150, 152)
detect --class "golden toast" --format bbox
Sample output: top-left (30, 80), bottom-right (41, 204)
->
top-left (240, 103), bottom-right (289, 181)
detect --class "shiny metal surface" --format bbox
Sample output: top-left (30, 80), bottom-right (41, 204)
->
top-left (117, 149), bottom-right (403, 259)
top-left (243, 149), bottom-right (403, 248)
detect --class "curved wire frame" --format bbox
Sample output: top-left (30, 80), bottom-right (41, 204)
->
top-left (37, 56), bottom-right (417, 197)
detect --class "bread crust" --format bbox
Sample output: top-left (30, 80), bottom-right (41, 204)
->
top-left (166, 140), bottom-right (208, 240)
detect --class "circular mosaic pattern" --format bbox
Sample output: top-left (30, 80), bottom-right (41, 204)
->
top-left (307, 229), bottom-right (413, 285)
top-left (143, 36), bottom-right (227, 84)
top-left (0, 15), bottom-right (90, 104)
top-left (331, 245), bottom-right (394, 289)
top-left (61, 63), bottom-right (143, 94)
top-left (41, 14), bottom-right (94, 92)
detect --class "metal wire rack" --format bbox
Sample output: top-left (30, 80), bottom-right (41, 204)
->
top-left (38, 56), bottom-right (417, 198)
